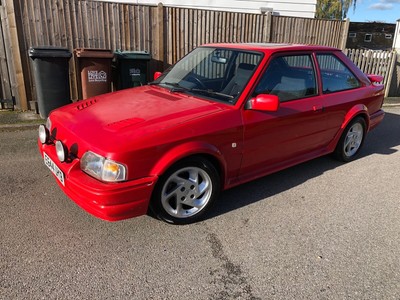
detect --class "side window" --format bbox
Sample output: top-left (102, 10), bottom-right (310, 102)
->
top-left (317, 54), bottom-right (360, 94)
top-left (254, 54), bottom-right (317, 102)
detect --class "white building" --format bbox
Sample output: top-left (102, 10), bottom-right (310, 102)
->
top-left (95, 0), bottom-right (317, 18)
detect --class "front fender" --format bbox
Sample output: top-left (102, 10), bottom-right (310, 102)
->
top-left (150, 141), bottom-right (227, 178)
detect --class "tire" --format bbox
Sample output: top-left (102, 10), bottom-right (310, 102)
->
top-left (150, 157), bottom-right (220, 224)
top-left (334, 117), bottom-right (366, 162)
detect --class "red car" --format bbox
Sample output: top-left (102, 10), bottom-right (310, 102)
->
top-left (38, 43), bottom-right (385, 224)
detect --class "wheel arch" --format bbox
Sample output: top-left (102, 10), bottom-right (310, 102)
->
top-left (327, 104), bottom-right (369, 152)
top-left (341, 104), bottom-right (370, 131)
top-left (150, 141), bottom-right (227, 186)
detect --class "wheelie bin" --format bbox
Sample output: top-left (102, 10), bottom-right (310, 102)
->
top-left (114, 50), bottom-right (151, 90)
top-left (74, 48), bottom-right (114, 99)
top-left (29, 47), bottom-right (72, 118)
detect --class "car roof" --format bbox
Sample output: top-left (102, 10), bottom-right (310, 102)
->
top-left (202, 43), bottom-right (339, 53)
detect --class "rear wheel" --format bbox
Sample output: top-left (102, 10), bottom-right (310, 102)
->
top-left (150, 157), bottom-right (220, 224)
top-left (334, 117), bottom-right (366, 162)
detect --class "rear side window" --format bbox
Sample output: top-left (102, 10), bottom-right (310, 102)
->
top-left (254, 54), bottom-right (317, 102)
top-left (317, 54), bottom-right (360, 94)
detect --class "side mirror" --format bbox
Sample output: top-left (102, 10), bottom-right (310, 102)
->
top-left (154, 71), bottom-right (162, 81)
top-left (246, 94), bottom-right (279, 112)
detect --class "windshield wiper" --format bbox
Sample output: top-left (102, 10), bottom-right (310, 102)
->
top-left (189, 88), bottom-right (234, 100)
top-left (148, 81), bottom-right (185, 91)
top-left (161, 82), bottom-right (189, 92)
top-left (158, 82), bottom-right (234, 100)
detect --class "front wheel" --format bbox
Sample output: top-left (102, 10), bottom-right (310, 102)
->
top-left (150, 157), bottom-right (220, 224)
top-left (334, 117), bottom-right (366, 162)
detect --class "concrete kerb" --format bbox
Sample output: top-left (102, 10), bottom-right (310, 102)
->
top-left (383, 97), bottom-right (400, 107)
top-left (0, 110), bottom-right (43, 131)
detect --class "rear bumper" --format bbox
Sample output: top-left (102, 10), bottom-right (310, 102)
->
top-left (39, 140), bottom-right (157, 221)
top-left (369, 109), bottom-right (385, 131)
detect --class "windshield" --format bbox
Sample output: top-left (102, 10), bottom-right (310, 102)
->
top-left (153, 47), bottom-right (263, 104)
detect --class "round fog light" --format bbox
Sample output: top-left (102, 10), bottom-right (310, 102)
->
top-left (55, 141), bottom-right (67, 162)
top-left (38, 125), bottom-right (49, 144)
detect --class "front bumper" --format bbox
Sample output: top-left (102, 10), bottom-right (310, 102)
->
top-left (38, 140), bottom-right (157, 221)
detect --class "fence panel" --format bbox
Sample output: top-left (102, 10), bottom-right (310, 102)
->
top-left (165, 7), bottom-right (272, 65)
top-left (344, 48), bottom-right (397, 94)
top-left (165, 8), bottom-right (348, 65)
top-left (271, 17), bottom-right (346, 48)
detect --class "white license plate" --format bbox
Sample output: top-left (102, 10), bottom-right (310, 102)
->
top-left (44, 152), bottom-right (65, 186)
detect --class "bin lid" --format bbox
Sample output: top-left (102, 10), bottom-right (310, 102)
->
top-left (114, 50), bottom-right (151, 60)
top-left (74, 48), bottom-right (114, 59)
top-left (29, 46), bottom-right (72, 58)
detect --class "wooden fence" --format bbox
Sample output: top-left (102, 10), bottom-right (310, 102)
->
top-left (165, 7), bottom-right (348, 65)
top-left (1, 0), bottom-right (351, 110)
top-left (344, 48), bottom-right (397, 96)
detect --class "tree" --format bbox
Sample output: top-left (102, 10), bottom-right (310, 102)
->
top-left (316, 0), bottom-right (357, 20)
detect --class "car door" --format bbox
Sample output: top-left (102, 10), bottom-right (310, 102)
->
top-left (239, 53), bottom-right (329, 179)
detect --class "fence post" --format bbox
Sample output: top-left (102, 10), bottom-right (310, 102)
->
top-left (385, 51), bottom-right (397, 97)
top-left (264, 11), bottom-right (273, 43)
top-left (157, 2), bottom-right (166, 70)
top-left (387, 20), bottom-right (400, 97)
top-left (0, 4), bottom-right (12, 106)
top-left (386, 53), bottom-right (400, 97)
top-left (339, 18), bottom-right (350, 50)
top-left (3, 0), bottom-right (27, 110)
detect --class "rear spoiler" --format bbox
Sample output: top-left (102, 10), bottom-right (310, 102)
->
top-left (367, 74), bottom-right (384, 83)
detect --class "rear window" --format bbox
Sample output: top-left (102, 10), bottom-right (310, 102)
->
top-left (317, 54), bottom-right (360, 94)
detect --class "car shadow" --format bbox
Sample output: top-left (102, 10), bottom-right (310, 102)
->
top-left (208, 111), bottom-right (400, 220)
top-left (362, 111), bottom-right (400, 156)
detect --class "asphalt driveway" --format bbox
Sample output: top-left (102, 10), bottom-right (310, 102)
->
top-left (1, 107), bottom-right (400, 299)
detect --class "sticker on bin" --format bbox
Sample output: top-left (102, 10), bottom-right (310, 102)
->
top-left (88, 70), bottom-right (107, 82)
top-left (129, 68), bottom-right (141, 77)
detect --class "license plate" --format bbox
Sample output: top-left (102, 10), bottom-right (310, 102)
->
top-left (44, 152), bottom-right (65, 186)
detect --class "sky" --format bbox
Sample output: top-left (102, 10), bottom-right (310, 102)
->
top-left (347, 0), bottom-right (400, 23)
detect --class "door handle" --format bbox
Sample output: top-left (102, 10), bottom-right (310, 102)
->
top-left (313, 105), bottom-right (325, 112)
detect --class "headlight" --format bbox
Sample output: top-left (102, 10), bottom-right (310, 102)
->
top-left (80, 151), bottom-right (127, 182)
top-left (55, 141), bottom-right (67, 162)
top-left (39, 117), bottom-right (52, 144)
top-left (38, 124), bottom-right (49, 144)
